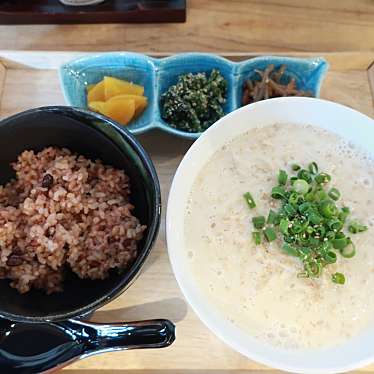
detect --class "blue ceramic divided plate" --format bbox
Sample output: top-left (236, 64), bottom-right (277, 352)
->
top-left (59, 52), bottom-right (329, 139)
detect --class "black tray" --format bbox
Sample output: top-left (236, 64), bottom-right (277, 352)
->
top-left (0, 0), bottom-right (186, 24)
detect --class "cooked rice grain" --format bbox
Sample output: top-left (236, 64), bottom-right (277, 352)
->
top-left (0, 147), bottom-right (146, 294)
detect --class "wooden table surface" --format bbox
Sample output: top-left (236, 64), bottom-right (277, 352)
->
top-left (0, 49), bottom-right (367, 373)
top-left (0, 1), bottom-right (373, 373)
top-left (0, 0), bottom-right (373, 53)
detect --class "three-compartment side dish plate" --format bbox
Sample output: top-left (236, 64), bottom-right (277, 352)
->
top-left (59, 52), bottom-right (328, 139)
top-left (166, 97), bottom-right (374, 374)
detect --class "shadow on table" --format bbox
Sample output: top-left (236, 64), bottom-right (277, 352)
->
top-left (137, 129), bottom-right (194, 158)
top-left (91, 297), bottom-right (188, 323)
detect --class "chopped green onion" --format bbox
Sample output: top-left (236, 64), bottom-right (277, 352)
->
top-left (305, 261), bottom-right (322, 278)
top-left (243, 161), bottom-right (368, 285)
top-left (308, 162), bottom-right (318, 174)
top-left (252, 231), bottom-right (261, 245)
top-left (243, 192), bottom-right (256, 209)
top-left (348, 221), bottom-right (368, 234)
top-left (306, 226), bottom-right (314, 234)
top-left (252, 215), bottom-right (265, 229)
top-left (293, 179), bottom-right (309, 195)
top-left (315, 173), bottom-right (331, 184)
top-left (284, 235), bottom-right (295, 244)
top-left (267, 210), bottom-right (279, 225)
top-left (324, 250), bottom-right (337, 264)
top-left (299, 236), bottom-right (311, 246)
top-left (279, 218), bottom-right (289, 234)
top-left (309, 212), bottom-right (322, 224)
top-left (278, 170), bottom-right (288, 185)
top-left (314, 189), bottom-right (328, 202)
top-left (314, 225), bottom-right (325, 237)
top-left (297, 271), bottom-right (309, 278)
top-left (339, 207), bottom-right (350, 221)
top-left (327, 219), bottom-right (343, 231)
top-left (297, 169), bottom-right (312, 183)
top-left (325, 231), bottom-right (336, 240)
top-left (298, 202), bottom-right (311, 214)
top-left (288, 192), bottom-right (300, 205)
top-left (320, 200), bottom-right (338, 218)
top-left (283, 203), bottom-right (297, 216)
top-left (299, 247), bottom-right (312, 256)
top-left (292, 225), bottom-right (304, 235)
top-left (264, 227), bottom-right (277, 242)
top-left (271, 186), bottom-right (287, 200)
top-left (328, 188), bottom-right (340, 201)
top-left (319, 241), bottom-right (332, 253)
top-left (340, 239), bottom-right (356, 258)
top-left (332, 272), bottom-right (345, 285)
top-left (290, 176), bottom-right (298, 185)
top-left (305, 192), bottom-right (315, 201)
top-left (332, 233), bottom-right (348, 250)
top-left (282, 243), bottom-right (299, 257)
top-left (334, 231), bottom-right (345, 239)
top-left (308, 237), bottom-right (320, 247)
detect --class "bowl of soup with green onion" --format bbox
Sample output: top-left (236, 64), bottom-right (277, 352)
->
top-left (167, 97), bottom-right (374, 373)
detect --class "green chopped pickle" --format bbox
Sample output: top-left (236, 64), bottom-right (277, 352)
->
top-left (243, 162), bottom-right (368, 284)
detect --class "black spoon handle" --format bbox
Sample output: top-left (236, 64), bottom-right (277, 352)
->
top-left (59, 318), bottom-right (176, 352)
top-left (0, 318), bottom-right (175, 373)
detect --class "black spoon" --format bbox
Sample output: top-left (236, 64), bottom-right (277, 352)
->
top-left (0, 317), bottom-right (175, 373)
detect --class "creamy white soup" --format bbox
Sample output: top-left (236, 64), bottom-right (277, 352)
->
top-left (185, 123), bottom-right (374, 349)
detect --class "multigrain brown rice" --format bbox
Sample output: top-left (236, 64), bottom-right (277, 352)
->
top-left (0, 147), bottom-right (146, 294)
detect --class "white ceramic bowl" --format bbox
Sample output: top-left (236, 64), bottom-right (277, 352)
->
top-left (166, 97), bottom-right (374, 374)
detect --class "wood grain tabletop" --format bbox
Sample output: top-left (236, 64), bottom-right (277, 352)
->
top-left (0, 0), bottom-right (373, 53)
top-left (1, 50), bottom-right (370, 373)
top-left (0, 0), bottom-right (373, 371)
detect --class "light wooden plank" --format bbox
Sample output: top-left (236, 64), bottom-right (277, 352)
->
top-left (0, 51), bottom-right (373, 72)
top-left (0, 69), bottom-right (64, 117)
top-left (0, 0), bottom-right (373, 53)
top-left (321, 70), bottom-right (374, 117)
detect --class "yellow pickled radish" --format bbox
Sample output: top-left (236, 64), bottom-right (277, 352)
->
top-left (87, 80), bottom-right (105, 103)
top-left (88, 101), bottom-right (106, 114)
top-left (103, 97), bottom-right (136, 126)
top-left (104, 76), bottom-right (144, 100)
top-left (107, 94), bottom-right (147, 118)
